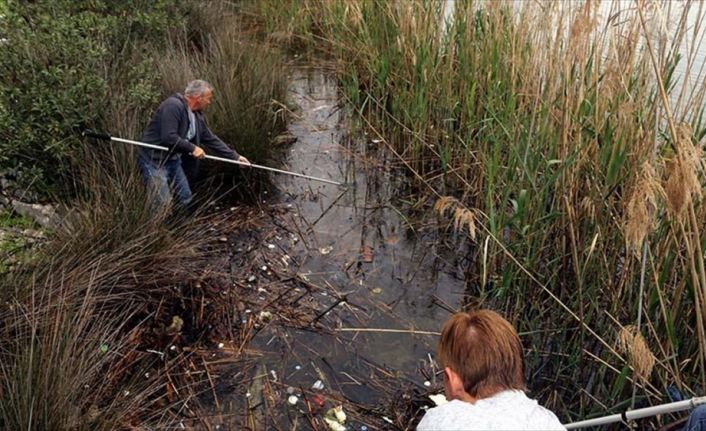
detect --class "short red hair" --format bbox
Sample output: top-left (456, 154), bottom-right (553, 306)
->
top-left (438, 310), bottom-right (526, 397)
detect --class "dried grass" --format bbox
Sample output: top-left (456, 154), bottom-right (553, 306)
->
top-left (434, 196), bottom-right (477, 240)
top-left (618, 325), bottom-right (656, 382)
top-left (625, 161), bottom-right (662, 255)
top-left (664, 124), bottom-right (703, 220)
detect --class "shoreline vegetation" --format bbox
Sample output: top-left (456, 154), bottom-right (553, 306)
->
top-left (4, 0), bottom-right (706, 428)
top-left (0, 1), bottom-right (291, 428)
top-left (249, 0), bottom-right (706, 425)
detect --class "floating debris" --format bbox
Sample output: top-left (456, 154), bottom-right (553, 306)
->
top-left (261, 265), bottom-right (268, 271)
top-left (333, 406), bottom-right (346, 422)
top-left (295, 365), bottom-right (302, 370)
top-left (218, 342), bottom-right (225, 349)
top-left (288, 395), bottom-right (299, 405)
top-left (312, 379), bottom-right (325, 390)
top-left (99, 344), bottom-right (108, 353)
top-left (286, 386), bottom-right (296, 395)
top-left (259, 311), bottom-right (273, 322)
top-left (324, 406), bottom-right (347, 431)
top-left (146, 349), bottom-right (165, 359)
top-left (360, 246), bottom-right (374, 263)
top-left (429, 393), bottom-right (448, 406)
top-left (267, 244), bottom-right (276, 249)
top-left (423, 380), bottom-right (431, 387)
top-left (320, 246), bottom-right (333, 255)
top-left (311, 394), bottom-right (326, 409)
top-left (219, 236), bottom-right (228, 242)
top-left (371, 287), bottom-right (382, 295)
top-left (247, 275), bottom-right (256, 282)
top-left (166, 316), bottom-right (184, 335)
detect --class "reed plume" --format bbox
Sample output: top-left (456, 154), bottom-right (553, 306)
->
top-left (625, 161), bottom-right (661, 255)
top-left (664, 124), bottom-right (703, 220)
top-left (618, 325), bottom-right (656, 382)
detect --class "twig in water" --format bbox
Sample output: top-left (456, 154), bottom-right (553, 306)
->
top-left (310, 295), bottom-right (348, 325)
top-left (310, 186), bottom-right (349, 227)
top-left (202, 359), bottom-right (221, 411)
top-left (337, 327), bottom-right (440, 336)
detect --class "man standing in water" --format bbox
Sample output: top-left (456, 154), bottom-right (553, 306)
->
top-left (138, 79), bottom-right (250, 207)
top-left (417, 309), bottom-right (565, 430)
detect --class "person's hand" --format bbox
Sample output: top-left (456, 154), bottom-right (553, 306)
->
top-left (192, 146), bottom-right (206, 159)
top-left (238, 155), bottom-right (251, 167)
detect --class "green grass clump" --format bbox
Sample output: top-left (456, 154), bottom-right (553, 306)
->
top-left (0, 211), bottom-right (35, 229)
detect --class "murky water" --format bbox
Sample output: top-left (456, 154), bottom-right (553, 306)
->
top-left (243, 67), bottom-right (467, 415)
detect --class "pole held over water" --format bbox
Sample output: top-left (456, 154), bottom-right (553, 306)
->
top-left (83, 130), bottom-right (343, 186)
top-left (564, 396), bottom-right (706, 429)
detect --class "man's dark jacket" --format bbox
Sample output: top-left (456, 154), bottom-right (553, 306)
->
top-left (139, 93), bottom-right (239, 178)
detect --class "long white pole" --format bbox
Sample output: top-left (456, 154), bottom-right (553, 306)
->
top-left (84, 131), bottom-right (343, 186)
top-left (565, 396), bottom-right (706, 429)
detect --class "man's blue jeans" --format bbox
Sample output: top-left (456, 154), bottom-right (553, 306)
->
top-left (684, 405), bottom-right (706, 431)
top-left (137, 157), bottom-right (192, 208)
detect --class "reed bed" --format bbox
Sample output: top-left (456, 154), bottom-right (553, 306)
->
top-left (254, 0), bottom-right (706, 423)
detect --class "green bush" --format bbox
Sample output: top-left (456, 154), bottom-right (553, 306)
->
top-left (0, 1), bottom-right (188, 197)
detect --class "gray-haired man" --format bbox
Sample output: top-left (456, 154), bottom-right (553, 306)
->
top-left (138, 79), bottom-right (250, 207)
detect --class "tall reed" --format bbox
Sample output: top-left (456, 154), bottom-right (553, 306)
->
top-left (256, 0), bottom-right (706, 422)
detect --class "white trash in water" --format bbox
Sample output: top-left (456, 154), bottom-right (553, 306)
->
top-left (324, 406), bottom-right (347, 431)
top-left (429, 393), bottom-right (448, 406)
top-left (311, 379), bottom-right (325, 390)
top-left (288, 395), bottom-right (299, 405)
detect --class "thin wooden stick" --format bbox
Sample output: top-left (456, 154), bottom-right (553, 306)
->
top-left (337, 327), bottom-right (440, 336)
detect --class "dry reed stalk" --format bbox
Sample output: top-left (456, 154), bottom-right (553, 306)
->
top-left (618, 324), bottom-right (656, 382)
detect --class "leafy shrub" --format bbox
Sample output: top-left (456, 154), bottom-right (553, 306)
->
top-left (0, 0), bottom-right (189, 197)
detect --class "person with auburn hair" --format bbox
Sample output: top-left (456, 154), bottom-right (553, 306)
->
top-left (417, 310), bottom-right (565, 430)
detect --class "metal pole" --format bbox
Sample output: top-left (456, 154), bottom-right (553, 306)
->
top-left (565, 397), bottom-right (706, 429)
top-left (84, 131), bottom-right (343, 186)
